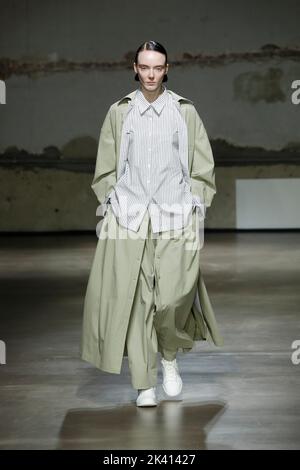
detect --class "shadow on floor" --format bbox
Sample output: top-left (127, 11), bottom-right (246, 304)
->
top-left (56, 400), bottom-right (228, 450)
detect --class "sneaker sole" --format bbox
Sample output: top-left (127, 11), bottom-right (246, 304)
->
top-left (136, 399), bottom-right (157, 407)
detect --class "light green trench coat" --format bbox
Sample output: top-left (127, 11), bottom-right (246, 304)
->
top-left (80, 88), bottom-right (224, 374)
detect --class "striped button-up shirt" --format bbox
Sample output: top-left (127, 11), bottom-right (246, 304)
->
top-left (107, 84), bottom-right (204, 233)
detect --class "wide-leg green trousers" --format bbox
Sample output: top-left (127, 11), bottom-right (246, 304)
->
top-left (121, 207), bottom-right (201, 390)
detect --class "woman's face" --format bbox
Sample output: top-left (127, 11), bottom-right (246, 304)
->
top-left (134, 50), bottom-right (168, 93)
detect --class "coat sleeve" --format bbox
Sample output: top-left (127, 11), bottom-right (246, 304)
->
top-left (91, 105), bottom-right (117, 206)
top-left (190, 108), bottom-right (216, 212)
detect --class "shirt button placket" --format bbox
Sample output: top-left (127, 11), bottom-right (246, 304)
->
top-left (147, 108), bottom-right (152, 185)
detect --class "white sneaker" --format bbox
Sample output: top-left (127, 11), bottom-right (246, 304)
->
top-left (136, 387), bottom-right (157, 407)
top-left (161, 358), bottom-right (183, 397)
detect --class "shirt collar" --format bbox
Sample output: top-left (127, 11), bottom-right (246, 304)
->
top-left (117, 88), bottom-right (194, 109)
top-left (136, 84), bottom-right (168, 115)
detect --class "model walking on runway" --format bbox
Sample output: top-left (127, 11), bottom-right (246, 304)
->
top-left (80, 40), bottom-right (223, 407)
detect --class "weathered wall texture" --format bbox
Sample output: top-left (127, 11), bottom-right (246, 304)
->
top-left (0, 0), bottom-right (299, 230)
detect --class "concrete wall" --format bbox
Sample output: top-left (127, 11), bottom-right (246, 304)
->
top-left (0, 0), bottom-right (299, 231)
